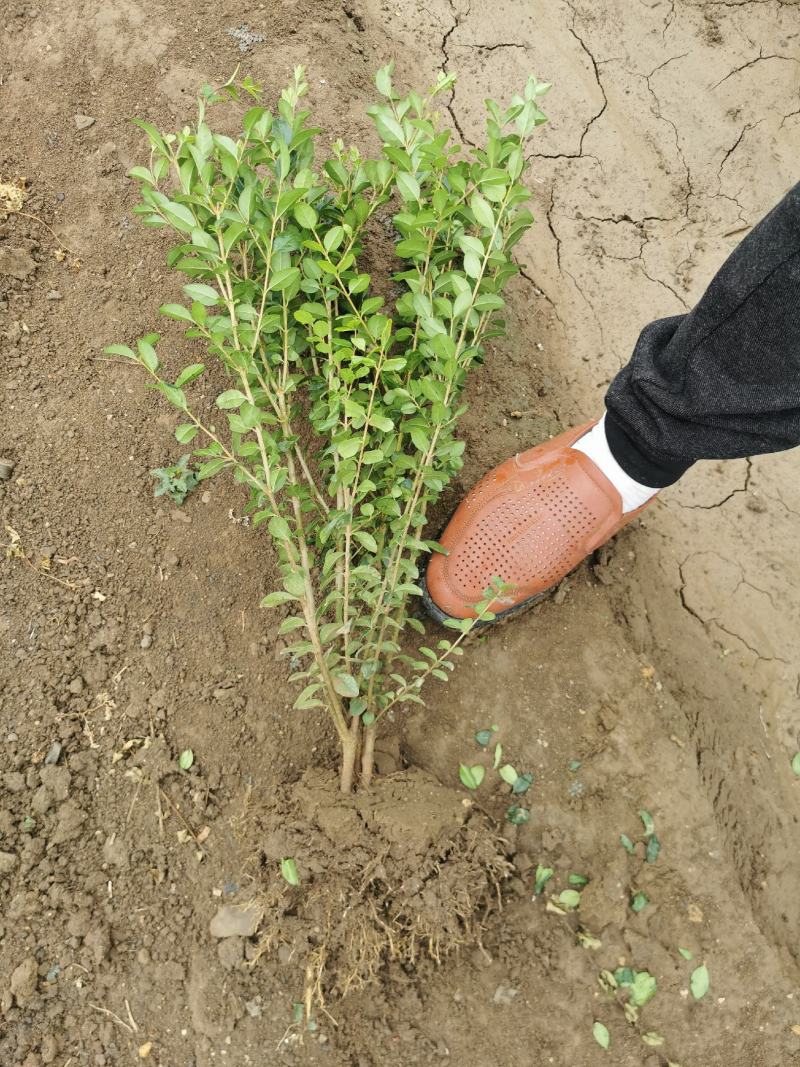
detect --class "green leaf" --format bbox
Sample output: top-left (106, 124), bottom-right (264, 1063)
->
top-left (294, 202), bottom-right (318, 229)
top-left (569, 873), bottom-right (589, 886)
top-left (791, 751), bottom-right (800, 776)
top-left (175, 423), bottom-right (198, 444)
top-left (375, 62), bottom-right (394, 97)
top-left (631, 891), bottom-right (649, 913)
top-left (534, 865), bottom-right (553, 895)
top-left (620, 833), bottom-right (635, 854)
top-left (354, 531), bottom-right (378, 553)
top-left (629, 971), bottom-right (657, 1007)
top-left (690, 963), bottom-right (709, 1000)
top-left (269, 266), bottom-right (301, 292)
top-left (463, 250), bottom-right (482, 279)
top-left (639, 809), bottom-right (655, 837)
top-left (558, 889), bottom-right (581, 910)
top-left (471, 192), bottom-right (495, 229)
top-left (332, 673), bottom-right (360, 698)
top-left (283, 571), bottom-right (305, 597)
top-left (642, 1032), bottom-right (664, 1048)
top-left (160, 303), bottom-right (193, 322)
top-left (506, 805), bottom-right (530, 826)
top-left (104, 344), bottom-right (135, 359)
top-left (175, 364), bottom-right (205, 388)
top-left (268, 515), bottom-right (292, 541)
top-left (216, 390), bottom-right (247, 409)
top-left (337, 438), bottom-right (361, 459)
top-left (498, 764), bottom-right (518, 786)
top-left (511, 771), bottom-right (533, 795)
top-left (475, 729), bottom-right (492, 747)
top-left (136, 338), bottom-right (159, 372)
top-left (592, 1022), bottom-right (610, 1050)
top-left (183, 283), bottom-right (219, 306)
top-left (323, 226), bottom-right (345, 253)
top-left (645, 833), bottom-right (661, 864)
top-left (459, 763), bottom-right (485, 790)
top-left (178, 748), bottom-right (194, 770)
top-left (396, 172), bottom-right (421, 202)
top-left (280, 858), bottom-right (300, 886)
top-left (678, 947), bottom-right (693, 961)
top-left (260, 590), bottom-right (297, 608)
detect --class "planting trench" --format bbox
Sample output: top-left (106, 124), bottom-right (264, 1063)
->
top-left (1, 1), bottom-right (800, 1065)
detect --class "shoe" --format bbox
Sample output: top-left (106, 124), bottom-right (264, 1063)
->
top-left (422, 421), bottom-right (653, 623)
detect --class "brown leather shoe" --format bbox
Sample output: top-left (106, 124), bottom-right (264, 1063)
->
top-left (423, 422), bottom-right (653, 623)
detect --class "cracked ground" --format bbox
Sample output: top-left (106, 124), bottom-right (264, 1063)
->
top-left (2, 0), bottom-right (800, 1065)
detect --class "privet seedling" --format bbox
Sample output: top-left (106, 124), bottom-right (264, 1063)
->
top-left (110, 64), bottom-right (549, 791)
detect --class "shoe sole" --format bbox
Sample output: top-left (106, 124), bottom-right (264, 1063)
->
top-left (419, 569), bottom-right (553, 630)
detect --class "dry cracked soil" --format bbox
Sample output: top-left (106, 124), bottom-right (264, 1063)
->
top-left (2, 1), bottom-right (800, 1066)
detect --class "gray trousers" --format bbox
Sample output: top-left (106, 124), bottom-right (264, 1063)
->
top-left (605, 182), bottom-right (800, 486)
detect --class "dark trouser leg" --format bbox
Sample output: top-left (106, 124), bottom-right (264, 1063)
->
top-left (604, 181), bottom-right (800, 487)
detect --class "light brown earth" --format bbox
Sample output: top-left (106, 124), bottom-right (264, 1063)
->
top-left (2, 1), bottom-right (799, 1065)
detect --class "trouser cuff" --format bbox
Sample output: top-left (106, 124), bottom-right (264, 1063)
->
top-left (604, 411), bottom-right (694, 488)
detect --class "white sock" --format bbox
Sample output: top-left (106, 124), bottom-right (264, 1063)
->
top-left (572, 414), bottom-right (659, 514)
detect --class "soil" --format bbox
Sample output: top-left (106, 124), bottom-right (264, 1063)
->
top-left (2, 2), bottom-right (800, 1066)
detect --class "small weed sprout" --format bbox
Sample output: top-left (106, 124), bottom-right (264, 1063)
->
top-left (151, 454), bottom-right (199, 504)
top-left (110, 65), bottom-right (549, 791)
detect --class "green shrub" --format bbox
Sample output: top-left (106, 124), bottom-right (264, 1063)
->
top-left (108, 65), bottom-right (549, 791)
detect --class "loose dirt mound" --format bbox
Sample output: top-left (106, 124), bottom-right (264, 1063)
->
top-left (247, 769), bottom-right (512, 1001)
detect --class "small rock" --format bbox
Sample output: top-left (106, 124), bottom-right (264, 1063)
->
top-left (11, 956), bottom-right (38, 1001)
top-left (492, 983), bottom-right (520, 1006)
top-left (209, 903), bottom-right (262, 938)
top-left (244, 999), bottom-right (262, 1017)
top-left (46, 290), bottom-right (62, 301)
top-left (0, 457), bottom-right (14, 481)
top-left (201, 491), bottom-right (211, 504)
top-left (162, 550), bottom-right (179, 567)
top-left (44, 741), bottom-right (62, 765)
top-left (0, 850), bottom-right (19, 875)
top-left (0, 247), bottom-right (36, 280)
top-left (217, 936), bottom-right (244, 970)
top-left (140, 634), bottom-right (153, 650)
top-left (84, 923), bottom-right (111, 963)
top-left (67, 676), bottom-right (84, 695)
top-left (102, 833), bottom-right (129, 868)
top-left (74, 114), bottom-right (96, 130)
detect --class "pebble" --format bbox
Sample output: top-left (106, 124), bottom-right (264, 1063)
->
top-left (67, 676), bottom-right (84, 695)
top-left (244, 999), bottom-right (262, 1017)
top-left (44, 741), bottom-right (62, 765)
top-left (162, 550), bottom-right (179, 567)
top-left (74, 113), bottom-right (96, 130)
top-left (11, 956), bottom-right (38, 1000)
top-left (140, 634), bottom-right (153, 650)
top-left (46, 290), bottom-right (62, 301)
top-left (0, 457), bottom-right (14, 481)
top-left (201, 491), bottom-right (211, 504)
top-left (209, 903), bottom-right (262, 938)
top-left (492, 983), bottom-right (520, 1005)
top-left (0, 850), bottom-right (19, 874)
